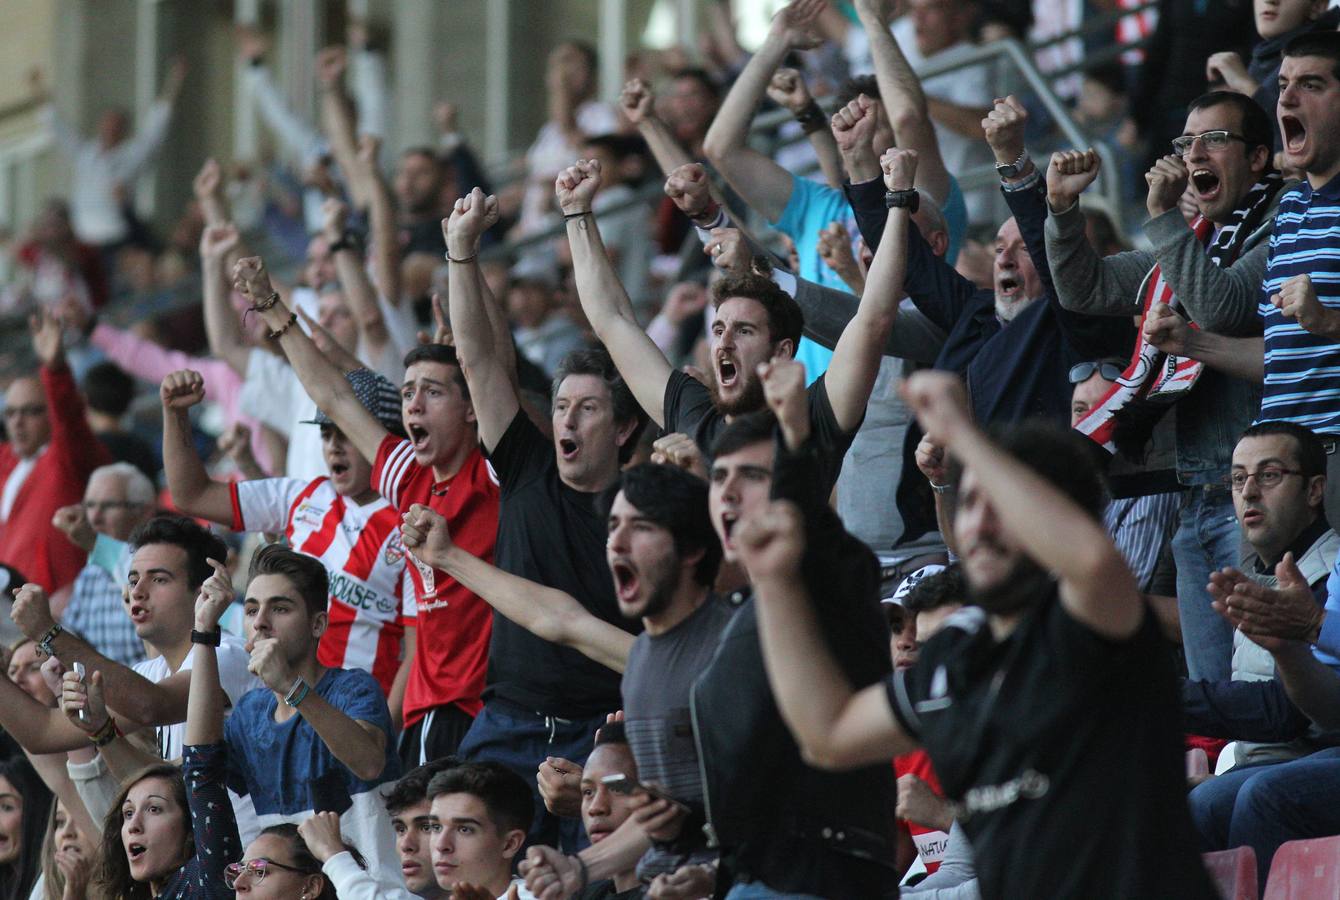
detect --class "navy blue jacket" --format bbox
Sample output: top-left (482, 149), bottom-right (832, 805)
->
top-left (845, 176), bottom-right (1134, 426)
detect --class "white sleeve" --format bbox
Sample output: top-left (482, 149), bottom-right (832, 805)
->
top-left (901, 821), bottom-right (981, 898)
top-left (375, 439), bottom-right (417, 509)
top-left (39, 103), bottom-right (86, 159)
top-left (235, 477), bottom-right (307, 535)
top-left (351, 50), bottom-right (389, 139)
top-left (239, 351), bottom-right (302, 435)
top-left (115, 99), bottom-right (174, 180)
top-left (243, 65), bottom-right (328, 166)
top-left (322, 851), bottom-right (416, 900)
top-left (66, 753), bottom-right (120, 826)
top-left (215, 639), bottom-right (263, 707)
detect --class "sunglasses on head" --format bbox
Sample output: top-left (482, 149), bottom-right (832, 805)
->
top-left (1068, 361), bottom-right (1124, 384)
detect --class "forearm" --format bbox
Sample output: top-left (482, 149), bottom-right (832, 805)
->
top-left (363, 169), bottom-right (402, 305)
top-left (1044, 203), bottom-right (1144, 317)
top-left (0, 680), bottom-right (86, 753)
top-left (705, 35), bottom-right (787, 155)
top-left (1185, 331), bottom-right (1264, 382)
top-left (334, 249), bottom-right (389, 354)
top-left (319, 87), bottom-right (367, 208)
top-left (808, 130), bottom-right (845, 190)
top-left (1181, 677), bottom-right (1311, 742)
top-left (50, 633), bottom-right (181, 727)
top-left (202, 258), bottom-right (250, 375)
top-left (185, 644), bottom-right (223, 746)
top-left (163, 406), bottom-right (234, 525)
top-left (297, 695), bottom-right (388, 782)
top-left (934, 490), bottom-right (957, 556)
top-left (1273, 642), bottom-right (1340, 730)
top-left (440, 546), bottom-right (631, 672)
top-left (1145, 212), bottom-right (1267, 334)
top-left (26, 750), bottom-right (97, 839)
top-left (387, 628), bottom-right (414, 733)
top-left (926, 98), bottom-right (987, 140)
top-left (841, 149), bottom-right (882, 185)
top-left (101, 731), bottom-right (165, 778)
top-left (577, 816), bottom-right (653, 882)
top-left (637, 117), bottom-right (695, 176)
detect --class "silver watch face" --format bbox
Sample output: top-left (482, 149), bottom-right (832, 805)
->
top-left (996, 163), bottom-right (1019, 178)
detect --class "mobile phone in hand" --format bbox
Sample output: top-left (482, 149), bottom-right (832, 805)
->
top-left (73, 662), bottom-right (90, 724)
top-left (601, 774), bottom-right (689, 813)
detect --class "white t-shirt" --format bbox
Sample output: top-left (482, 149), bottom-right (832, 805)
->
top-left (240, 350), bottom-right (326, 482)
top-left (520, 101), bottom-right (620, 232)
top-left (131, 633), bottom-right (263, 843)
top-left (231, 476), bottom-right (412, 693)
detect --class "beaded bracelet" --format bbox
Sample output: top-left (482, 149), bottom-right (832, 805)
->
top-left (250, 290), bottom-right (280, 313)
top-left (267, 312), bottom-right (298, 341)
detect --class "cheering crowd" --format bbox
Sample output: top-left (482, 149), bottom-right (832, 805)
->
top-left (6, 0), bottom-right (1340, 896)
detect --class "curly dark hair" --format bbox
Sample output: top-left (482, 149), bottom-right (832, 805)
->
top-left (710, 273), bottom-right (804, 352)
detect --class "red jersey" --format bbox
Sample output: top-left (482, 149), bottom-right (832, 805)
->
top-left (0, 365), bottom-right (110, 591)
top-left (374, 436), bottom-right (498, 726)
top-left (229, 476), bottom-right (411, 694)
top-left (894, 750), bottom-right (950, 875)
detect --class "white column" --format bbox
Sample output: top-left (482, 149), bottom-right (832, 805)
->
top-left (134, 0), bottom-right (161, 215)
top-left (676, 0), bottom-right (699, 53)
top-left (599, 0), bottom-right (627, 104)
top-left (233, 0), bottom-right (261, 161)
top-left (484, 0), bottom-right (510, 161)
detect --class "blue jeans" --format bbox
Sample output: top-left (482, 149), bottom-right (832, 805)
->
top-left (457, 699), bottom-right (604, 854)
top-left (1172, 487), bottom-right (1240, 682)
top-left (725, 883), bottom-right (826, 900)
top-left (1188, 748), bottom-right (1340, 891)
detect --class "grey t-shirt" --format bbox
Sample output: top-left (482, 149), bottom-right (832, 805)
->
top-left (621, 596), bottom-right (736, 880)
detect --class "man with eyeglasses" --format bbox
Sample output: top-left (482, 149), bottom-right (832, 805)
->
top-left (1179, 421), bottom-right (1340, 891)
top-left (0, 310), bottom-right (111, 600)
top-left (1045, 88), bottom-right (1289, 684)
top-left (51, 462), bottom-right (156, 665)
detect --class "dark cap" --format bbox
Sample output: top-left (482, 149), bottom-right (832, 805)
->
top-left (304, 369), bottom-right (404, 437)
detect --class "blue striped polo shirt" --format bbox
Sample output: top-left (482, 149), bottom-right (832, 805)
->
top-left (1259, 175), bottom-right (1340, 434)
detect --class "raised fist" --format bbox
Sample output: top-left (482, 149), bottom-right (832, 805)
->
top-left (231, 256), bottom-right (274, 303)
top-left (620, 79), bottom-right (655, 125)
top-left (982, 95), bottom-right (1029, 168)
top-left (315, 45), bottom-right (347, 89)
top-left (444, 187), bottom-right (501, 257)
top-left (401, 503), bottom-right (453, 569)
top-left (766, 68), bottom-right (811, 113)
top-left (554, 159), bottom-right (602, 215)
top-left (900, 371), bottom-right (971, 446)
top-left (664, 163), bottom-right (714, 222)
top-left (193, 158), bottom-right (222, 201)
top-left (1145, 154), bottom-right (1190, 219)
top-left (1046, 149), bottom-right (1101, 212)
top-left (768, 0), bottom-right (827, 51)
top-left (161, 369), bottom-right (206, 410)
top-left (830, 96), bottom-right (876, 157)
top-left (704, 227), bottom-right (749, 276)
top-left (735, 500), bottom-right (806, 581)
top-left (321, 198), bottom-right (349, 245)
top-left (880, 147), bottom-right (918, 193)
top-left (52, 504), bottom-right (96, 553)
top-left (194, 557), bottom-right (233, 633)
top-left (199, 224), bottom-right (240, 262)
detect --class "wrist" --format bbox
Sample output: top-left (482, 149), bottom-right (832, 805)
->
top-left (446, 238), bottom-right (478, 259)
top-left (844, 154), bottom-right (881, 184)
top-left (1047, 192), bottom-right (1078, 214)
top-left (780, 420), bottom-right (811, 450)
top-left (1001, 159), bottom-right (1036, 185)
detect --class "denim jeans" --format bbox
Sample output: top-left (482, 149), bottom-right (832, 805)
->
top-left (725, 883), bottom-right (826, 900)
top-left (1172, 487), bottom-right (1240, 682)
top-left (457, 699), bottom-right (605, 853)
top-left (1188, 747), bottom-right (1340, 891)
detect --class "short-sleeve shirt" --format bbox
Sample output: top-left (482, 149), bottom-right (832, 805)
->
top-left (225, 667), bottom-right (403, 893)
top-left (770, 172), bottom-right (968, 382)
top-left (373, 436), bottom-right (499, 725)
top-left (484, 411), bottom-right (638, 717)
top-left (134, 634), bottom-right (260, 762)
top-left (662, 369), bottom-right (857, 498)
top-left (884, 594), bottom-right (1216, 899)
top-left (230, 476), bottom-right (410, 694)
top-left (622, 596), bottom-right (736, 881)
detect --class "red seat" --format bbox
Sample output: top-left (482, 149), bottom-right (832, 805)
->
top-left (1264, 837), bottom-right (1340, 899)
top-left (1203, 848), bottom-right (1257, 900)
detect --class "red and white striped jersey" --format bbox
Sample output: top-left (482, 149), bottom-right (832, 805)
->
top-left (230, 477), bottom-right (410, 694)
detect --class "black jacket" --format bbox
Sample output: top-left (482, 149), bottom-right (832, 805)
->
top-left (691, 431), bottom-right (899, 899)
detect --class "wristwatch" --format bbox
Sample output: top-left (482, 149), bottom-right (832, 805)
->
top-left (285, 677), bottom-right (312, 708)
top-left (884, 189), bottom-right (920, 213)
top-left (996, 149), bottom-right (1030, 179)
top-left (190, 629), bottom-right (222, 647)
top-left (36, 622), bottom-right (63, 658)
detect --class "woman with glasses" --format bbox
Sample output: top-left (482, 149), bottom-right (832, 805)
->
top-left (80, 558), bottom-right (243, 899)
top-left (225, 823), bottom-right (342, 899)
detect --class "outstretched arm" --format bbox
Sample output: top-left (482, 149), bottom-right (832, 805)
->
top-left (620, 79), bottom-right (695, 175)
top-left (904, 372), bottom-right (1144, 640)
top-left (200, 225), bottom-right (252, 376)
top-left (558, 160), bottom-right (674, 427)
top-left (446, 189), bottom-right (518, 454)
top-left (186, 561), bottom-right (232, 746)
top-left (316, 46), bottom-right (368, 208)
top-left (232, 256), bottom-right (389, 464)
top-left (824, 148), bottom-right (915, 432)
top-left (853, 0), bottom-right (951, 202)
top-left (702, 0), bottom-right (827, 222)
top-left (1144, 304), bottom-right (1265, 383)
top-left (354, 135), bottom-right (402, 306)
top-left (161, 370), bottom-right (237, 526)
top-left (401, 505), bottom-right (633, 674)
top-left (321, 199), bottom-right (390, 360)
top-left (767, 68), bottom-right (844, 190)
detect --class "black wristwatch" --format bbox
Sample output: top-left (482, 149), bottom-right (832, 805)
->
top-left (885, 189), bottom-right (920, 213)
top-left (190, 629), bottom-right (222, 647)
top-left (328, 231), bottom-right (364, 255)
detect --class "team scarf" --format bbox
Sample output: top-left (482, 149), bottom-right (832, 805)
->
top-left (1075, 172), bottom-right (1285, 456)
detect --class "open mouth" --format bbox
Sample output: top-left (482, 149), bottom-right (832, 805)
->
top-left (611, 559), bottom-right (640, 603)
top-left (717, 357), bottom-right (738, 387)
top-left (996, 274), bottom-right (1020, 297)
top-left (720, 512), bottom-right (739, 546)
top-left (128, 843), bottom-right (147, 861)
top-left (407, 424), bottom-right (430, 450)
top-left (330, 461), bottom-right (349, 477)
top-left (1190, 168), bottom-right (1221, 200)
top-left (588, 823), bottom-right (612, 842)
top-left (128, 605), bottom-right (149, 624)
top-left (559, 437), bottom-right (579, 460)
top-left (1281, 115), bottom-right (1307, 154)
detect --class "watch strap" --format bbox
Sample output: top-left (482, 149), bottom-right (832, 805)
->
top-left (190, 629), bottom-right (222, 647)
top-left (36, 622), bottom-right (63, 657)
